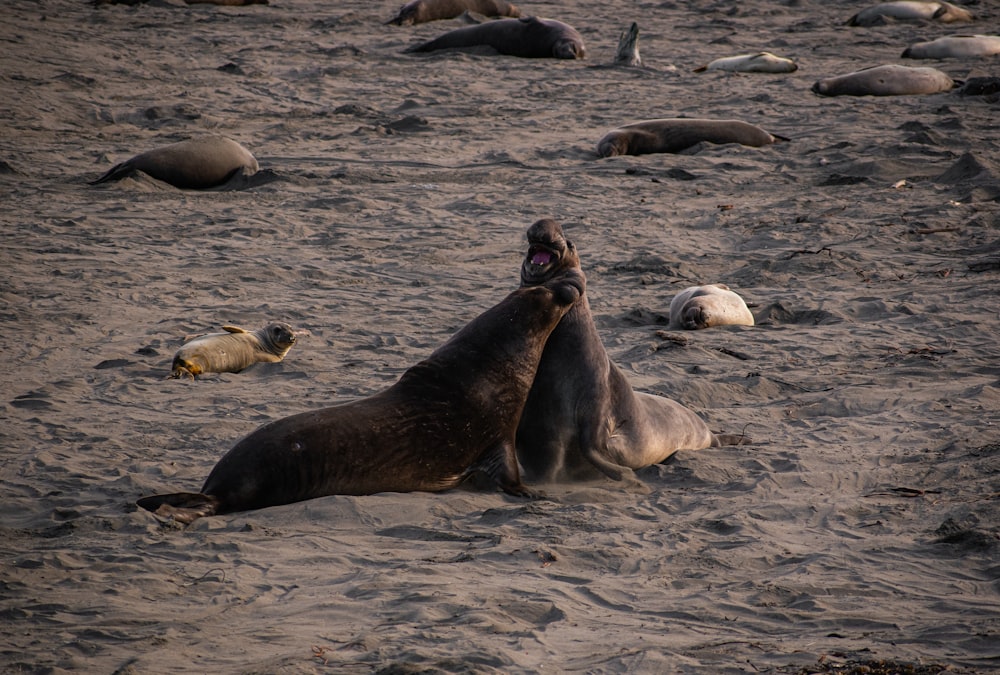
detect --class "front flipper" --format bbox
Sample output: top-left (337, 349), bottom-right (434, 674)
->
top-left (471, 441), bottom-right (544, 499)
top-left (136, 492), bottom-right (220, 525)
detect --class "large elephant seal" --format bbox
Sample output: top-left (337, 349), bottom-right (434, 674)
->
top-left (693, 52), bottom-right (797, 73)
top-left (812, 64), bottom-right (957, 96)
top-left (515, 219), bottom-right (747, 485)
top-left (596, 119), bottom-right (787, 158)
top-left (847, 1), bottom-right (974, 26)
top-left (668, 284), bottom-right (755, 330)
top-left (137, 265), bottom-right (584, 524)
top-left (404, 16), bottom-right (585, 59)
top-left (386, 0), bottom-right (520, 25)
top-left (170, 323), bottom-right (298, 379)
top-left (91, 135), bottom-right (259, 190)
top-left (902, 35), bottom-right (1000, 59)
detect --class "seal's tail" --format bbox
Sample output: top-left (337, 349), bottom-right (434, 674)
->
top-left (137, 492), bottom-right (220, 525)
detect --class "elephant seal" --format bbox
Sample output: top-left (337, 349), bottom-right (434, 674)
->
top-left (847, 1), bottom-right (974, 26)
top-left (812, 64), bottom-right (957, 96)
top-left (596, 119), bottom-right (787, 158)
top-left (91, 135), bottom-right (259, 190)
top-left (170, 323), bottom-right (298, 379)
top-left (404, 16), bottom-right (585, 59)
top-left (515, 219), bottom-right (747, 485)
top-left (902, 35), bottom-right (1000, 59)
top-left (693, 52), bottom-right (797, 73)
top-left (137, 264), bottom-right (585, 523)
top-left (386, 0), bottom-right (520, 25)
top-left (668, 284), bottom-right (755, 330)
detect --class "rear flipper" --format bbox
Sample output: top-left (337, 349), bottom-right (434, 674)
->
top-left (90, 162), bottom-right (134, 185)
top-left (136, 492), bottom-right (220, 525)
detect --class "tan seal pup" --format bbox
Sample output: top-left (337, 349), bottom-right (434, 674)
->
top-left (596, 119), bottom-right (787, 158)
top-left (91, 135), bottom-right (259, 190)
top-left (902, 35), bottom-right (1000, 59)
top-left (404, 16), bottom-right (585, 59)
top-left (668, 284), bottom-right (755, 330)
top-left (693, 52), bottom-right (798, 73)
top-left (812, 64), bottom-right (957, 96)
top-left (847, 1), bottom-right (974, 26)
top-left (170, 323), bottom-right (297, 379)
top-left (385, 0), bottom-right (520, 25)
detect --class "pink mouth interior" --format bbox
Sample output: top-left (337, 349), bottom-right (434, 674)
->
top-left (531, 251), bottom-right (553, 265)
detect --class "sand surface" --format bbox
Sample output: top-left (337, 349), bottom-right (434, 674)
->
top-left (2, 0), bottom-right (999, 672)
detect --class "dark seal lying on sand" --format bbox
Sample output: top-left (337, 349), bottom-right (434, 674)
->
top-left (596, 119), bottom-right (787, 157)
top-left (404, 16), bottom-right (585, 59)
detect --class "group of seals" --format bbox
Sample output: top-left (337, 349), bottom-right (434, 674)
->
top-left (403, 16), bottom-right (586, 59)
top-left (385, 0), bottom-right (520, 25)
top-left (812, 64), bottom-right (957, 97)
top-left (902, 35), bottom-right (1000, 59)
top-left (847, 1), bottom-right (974, 26)
top-left (668, 284), bottom-right (755, 330)
top-left (596, 119), bottom-right (787, 158)
top-left (170, 323), bottom-right (298, 379)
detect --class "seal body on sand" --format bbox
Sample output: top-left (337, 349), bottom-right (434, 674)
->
top-left (596, 119), bottom-right (786, 158)
top-left (386, 0), bottom-right (520, 25)
top-left (693, 52), bottom-right (797, 73)
top-left (137, 266), bottom-right (584, 523)
top-left (812, 64), bottom-right (957, 96)
top-left (515, 219), bottom-right (747, 485)
top-left (404, 16), bottom-right (585, 59)
top-left (91, 135), bottom-right (259, 190)
top-left (847, 1), bottom-right (974, 26)
top-left (668, 284), bottom-right (755, 330)
top-left (902, 35), bottom-right (1000, 59)
top-left (170, 323), bottom-right (298, 379)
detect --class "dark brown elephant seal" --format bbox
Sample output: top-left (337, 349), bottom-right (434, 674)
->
top-left (515, 219), bottom-right (747, 485)
top-left (137, 264), bottom-right (585, 523)
top-left (170, 322), bottom-right (298, 380)
top-left (596, 119), bottom-right (787, 158)
top-left (386, 0), bottom-right (520, 25)
top-left (404, 16), bottom-right (585, 59)
top-left (812, 64), bottom-right (957, 96)
top-left (847, 1), bottom-right (974, 26)
top-left (91, 135), bottom-right (259, 190)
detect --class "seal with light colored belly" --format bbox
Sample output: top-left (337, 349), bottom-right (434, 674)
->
top-left (812, 64), bottom-right (957, 96)
top-left (404, 16), bottom-right (585, 59)
top-left (137, 265), bottom-right (584, 523)
top-left (668, 284), bottom-right (754, 330)
top-left (847, 1), bottom-right (974, 26)
top-left (170, 323), bottom-right (298, 380)
top-left (386, 0), bottom-right (520, 25)
top-left (596, 119), bottom-right (787, 158)
top-left (91, 136), bottom-right (259, 190)
top-left (693, 52), bottom-right (797, 73)
top-left (902, 35), bottom-right (1000, 59)
top-left (515, 219), bottom-right (748, 485)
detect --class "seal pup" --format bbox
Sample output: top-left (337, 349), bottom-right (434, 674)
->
top-left (668, 284), bottom-right (755, 330)
top-left (170, 323), bottom-right (298, 379)
top-left (596, 119), bottom-right (787, 158)
top-left (693, 52), bottom-right (797, 73)
top-left (385, 0), bottom-right (520, 25)
top-left (902, 35), bottom-right (1000, 59)
top-left (137, 265), bottom-right (585, 523)
top-left (404, 16), bottom-right (585, 59)
top-left (90, 135), bottom-right (259, 190)
top-left (812, 64), bottom-right (957, 96)
top-left (847, 1), bottom-right (974, 26)
top-left (515, 219), bottom-right (747, 485)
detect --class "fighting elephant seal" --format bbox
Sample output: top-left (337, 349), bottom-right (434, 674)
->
top-left (91, 135), bottom-right (259, 190)
top-left (515, 219), bottom-right (748, 484)
top-left (693, 52), bottom-right (797, 73)
top-left (386, 0), bottom-right (520, 25)
top-left (137, 264), bottom-right (585, 523)
top-left (847, 1), bottom-right (974, 26)
top-left (668, 284), bottom-right (755, 330)
top-left (596, 119), bottom-right (787, 158)
top-left (902, 35), bottom-right (1000, 59)
top-left (170, 323), bottom-right (298, 379)
top-left (404, 16), bottom-right (585, 59)
top-left (812, 64), bottom-right (957, 96)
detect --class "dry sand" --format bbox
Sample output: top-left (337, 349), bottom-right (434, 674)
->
top-left (2, 0), bottom-right (999, 672)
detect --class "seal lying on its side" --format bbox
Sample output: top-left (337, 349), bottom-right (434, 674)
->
top-left (515, 219), bottom-right (747, 485)
top-left (137, 264), bottom-right (585, 523)
top-left (596, 119), bottom-right (787, 158)
top-left (170, 323), bottom-right (298, 379)
top-left (668, 284), bottom-right (755, 330)
top-left (902, 35), bottom-right (1000, 59)
top-left (90, 136), bottom-right (259, 190)
top-left (812, 64), bottom-right (957, 96)
top-left (847, 1), bottom-right (974, 26)
top-left (693, 52), bottom-right (797, 73)
top-left (404, 16), bottom-right (585, 59)
top-left (386, 0), bottom-right (520, 25)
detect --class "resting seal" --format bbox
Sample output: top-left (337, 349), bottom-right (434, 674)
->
top-left (812, 64), bottom-right (957, 96)
top-left (404, 16), bottom-right (585, 59)
top-left (693, 52), bottom-right (797, 73)
top-left (170, 323), bottom-right (298, 379)
top-left (847, 1), bottom-right (974, 26)
top-left (902, 35), bottom-right (1000, 59)
top-left (137, 264), bottom-right (584, 523)
top-left (386, 0), bottom-right (520, 25)
top-left (596, 119), bottom-right (787, 158)
top-left (515, 219), bottom-right (747, 484)
top-left (668, 284), bottom-right (754, 330)
top-left (91, 135), bottom-right (259, 190)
